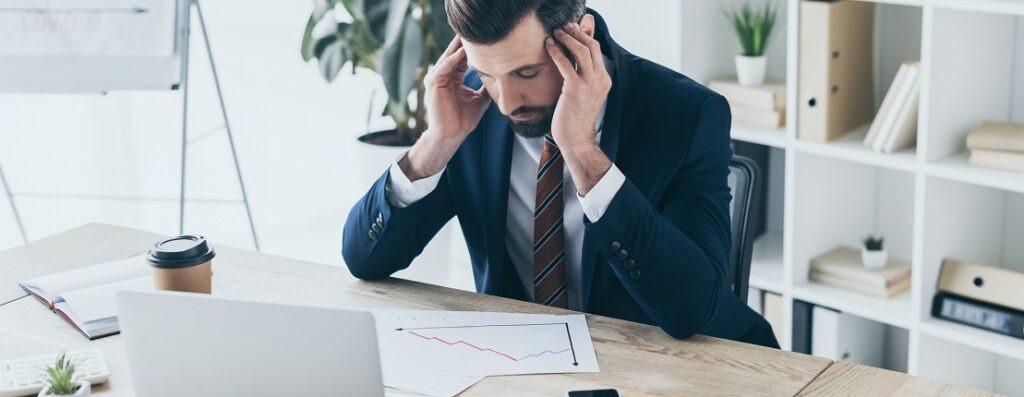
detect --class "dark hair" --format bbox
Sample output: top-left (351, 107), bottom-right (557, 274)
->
top-left (445, 0), bottom-right (586, 44)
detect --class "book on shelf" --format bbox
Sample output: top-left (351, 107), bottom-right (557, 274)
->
top-left (18, 255), bottom-right (152, 340)
top-left (762, 292), bottom-right (785, 347)
top-left (809, 246), bottom-right (911, 298)
top-left (708, 79), bottom-right (786, 111)
top-left (966, 121), bottom-right (1024, 153)
top-left (863, 60), bottom-right (920, 153)
top-left (810, 306), bottom-right (885, 367)
top-left (932, 258), bottom-right (1024, 340)
top-left (731, 105), bottom-right (786, 128)
top-left (932, 291), bottom-right (1024, 341)
top-left (968, 149), bottom-right (1024, 173)
top-left (797, 0), bottom-right (875, 142)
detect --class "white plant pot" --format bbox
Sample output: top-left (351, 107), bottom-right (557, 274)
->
top-left (39, 381), bottom-right (90, 397)
top-left (735, 54), bottom-right (768, 86)
top-left (861, 249), bottom-right (889, 270)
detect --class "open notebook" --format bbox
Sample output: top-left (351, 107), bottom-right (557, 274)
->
top-left (19, 255), bottom-right (152, 340)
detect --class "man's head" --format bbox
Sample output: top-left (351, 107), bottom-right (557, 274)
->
top-left (445, 0), bottom-right (595, 138)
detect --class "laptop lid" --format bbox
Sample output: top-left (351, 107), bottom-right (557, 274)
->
top-left (116, 290), bottom-right (384, 397)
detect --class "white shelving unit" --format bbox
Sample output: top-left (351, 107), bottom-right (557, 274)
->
top-left (686, 0), bottom-right (1024, 394)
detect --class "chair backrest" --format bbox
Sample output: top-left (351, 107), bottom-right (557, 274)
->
top-left (727, 155), bottom-right (762, 302)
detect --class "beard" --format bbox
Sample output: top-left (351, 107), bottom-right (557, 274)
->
top-left (505, 105), bottom-right (557, 139)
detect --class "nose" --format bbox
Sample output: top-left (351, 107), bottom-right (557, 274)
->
top-left (490, 80), bottom-right (523, 115)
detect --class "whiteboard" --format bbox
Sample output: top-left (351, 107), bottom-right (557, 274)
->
top-left (0, 0), bottom-right (189, 92)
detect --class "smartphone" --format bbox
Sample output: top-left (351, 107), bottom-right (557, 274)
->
top-left (567, 389), bottom-right (620, 397)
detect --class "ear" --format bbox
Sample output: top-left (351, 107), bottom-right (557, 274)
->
top-left (578, 14), bottom-right (596, 38)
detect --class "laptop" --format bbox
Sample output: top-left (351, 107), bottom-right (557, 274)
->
top-left (116, 290), bottom-right (385, 397)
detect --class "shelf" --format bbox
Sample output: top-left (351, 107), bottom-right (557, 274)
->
top-left (792, 126), bottom-right (919, 173)
top-left (927, 153), bottom-right (1024, 195)
top-left (731, 123), bottom-right (789, 149)
top-left (851, 0), bottom-right (1024, 16)
top-left (790, 281), bottom-right (914, 329)
top-left (749, 231), bottom-right (785, 293)
top-left (919, 319), bottom-right (1024, 363)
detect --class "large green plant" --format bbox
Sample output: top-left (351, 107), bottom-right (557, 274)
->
top-left (725, 1), bottom-right (777, 57)
top-left (301, 0), bottom-right (455, 145)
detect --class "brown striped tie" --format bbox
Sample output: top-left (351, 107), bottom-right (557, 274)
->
top-left (533, 135), bottom-right (569, 308)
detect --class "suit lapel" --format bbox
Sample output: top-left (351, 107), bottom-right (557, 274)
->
top-left (482, 106), bottom-right (514, 294)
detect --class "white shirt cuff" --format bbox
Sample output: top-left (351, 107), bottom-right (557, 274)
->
top-left (577, 164), bottom-right (625, 222)
top-left (386, 152), bottom-right (444, 208)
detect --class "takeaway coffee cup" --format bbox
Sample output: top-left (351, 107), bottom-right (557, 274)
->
top-left (146, 234), bottom-right (216, 294)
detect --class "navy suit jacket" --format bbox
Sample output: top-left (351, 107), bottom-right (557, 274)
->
top-left (343, 10), bottom-right (778, 348)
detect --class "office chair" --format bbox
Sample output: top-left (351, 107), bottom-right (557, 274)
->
top-left (727, 155), bottom-right (762, 302)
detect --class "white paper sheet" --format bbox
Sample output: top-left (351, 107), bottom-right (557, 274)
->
top-left (375, 310), bottom-right (600, 381)
top-left (385, 375), bottom-right (483, 397)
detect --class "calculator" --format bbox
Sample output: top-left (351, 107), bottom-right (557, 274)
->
top-left (0, 348), bottom-right (110, 397)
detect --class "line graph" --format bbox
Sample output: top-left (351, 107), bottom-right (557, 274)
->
top-left (407, 330), bottom-right (570, 361)
top-left (377, 311), bottom-right (599, 378)
top-left (395, 322), bottom-right (579, 365)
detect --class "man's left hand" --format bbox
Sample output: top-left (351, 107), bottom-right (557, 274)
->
top-left (545, 23), bottom-right (612, 149)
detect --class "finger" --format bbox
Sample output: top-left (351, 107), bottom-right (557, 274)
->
top-left (441, 35), bottom-right (463, 58)
top-left (432, 47), bottom-right (467, 79)
top-left (566, 23), bottom-right (603, 74)
top-left (471, 86), bottom-right (491, 106)
top-left (544, 37), bottom-right (577, 80)
top-left (553, 28), bottom-right (592, 75)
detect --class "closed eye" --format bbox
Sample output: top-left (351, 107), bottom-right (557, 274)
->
top-left (517, 70), bottom-right (539, 79)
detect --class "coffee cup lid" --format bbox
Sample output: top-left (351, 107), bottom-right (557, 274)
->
top-left (146, 234), bottom-right (216, 269)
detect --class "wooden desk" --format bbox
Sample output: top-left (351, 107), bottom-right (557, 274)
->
top-left (0, 224), bottom-right (982, 396)
top-left (797, 361), bottom-right (995, 397)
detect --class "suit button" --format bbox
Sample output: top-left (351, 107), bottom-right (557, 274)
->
top-left (615, 249), bottom-right (629, 261)
top-left (623, 259), bottom-right (635, 270)
top-left (630, 269), bottom-right (642, 280)
top-left (371, 223), bottom-right (381, 233)
top-left (368, 230), bottom-right (379, 240)
top-left (609, 241), bottom-right (621, 252)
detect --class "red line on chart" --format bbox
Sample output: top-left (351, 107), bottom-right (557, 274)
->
top-left (408, 330), bottom-right (520, 361)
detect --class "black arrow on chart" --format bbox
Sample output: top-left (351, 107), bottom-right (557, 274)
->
top-left (564, 323), bottom-right (578, 366)
top-left (394, 321), bottom-right (578, 365)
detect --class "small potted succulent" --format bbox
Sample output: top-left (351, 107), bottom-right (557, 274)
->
top-left (38, 353), bottom-right (89, 397)
top-left (725, 1), bottom-right (778, 86)
top-left (861, 235), bottom-right (888, 270)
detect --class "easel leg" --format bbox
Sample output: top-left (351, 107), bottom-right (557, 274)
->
top-left (0, 160), bottom-right (27, 243)
top-left (178, 2), bottom-right (193, 237)
top-left (193, 0), bottom-right (260, 251)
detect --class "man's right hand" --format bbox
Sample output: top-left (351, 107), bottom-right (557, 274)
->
top-left (400, 36), bottom-right (491, 181)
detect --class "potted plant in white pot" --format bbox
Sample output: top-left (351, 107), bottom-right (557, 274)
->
top-left (301, 0), bottom-right (453, 147)
top-left (725, 1), bottom-right (778, 86)
top-left (300, 0), bottom-right (457, 283)
top-left (38, 353), bottom-right (89, 397)
top-left (861, 235), bottom-right (888, 270)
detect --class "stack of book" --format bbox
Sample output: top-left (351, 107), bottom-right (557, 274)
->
top-left (708, 79), bottom-right (786, 128)
top-left (809, 247), bottom-right (911, 298)
top-left (863, 60), bottom-right (921, 153)
top-left (966, 121), bottom-right (1024, 173)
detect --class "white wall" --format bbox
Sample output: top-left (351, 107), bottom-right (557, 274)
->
top-left (0, 0), bottom-right (384, 262)
top-left (587, 0), bottom-right (684, 72)
top-left (1014, 16), bottom-right (1024, 123)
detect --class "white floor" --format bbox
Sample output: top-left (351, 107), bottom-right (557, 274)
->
top-left (0, 0), bottom-right (478, 291)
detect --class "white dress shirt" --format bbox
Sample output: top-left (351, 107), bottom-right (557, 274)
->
top-left (386, 59), bottom-right (623, 311)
